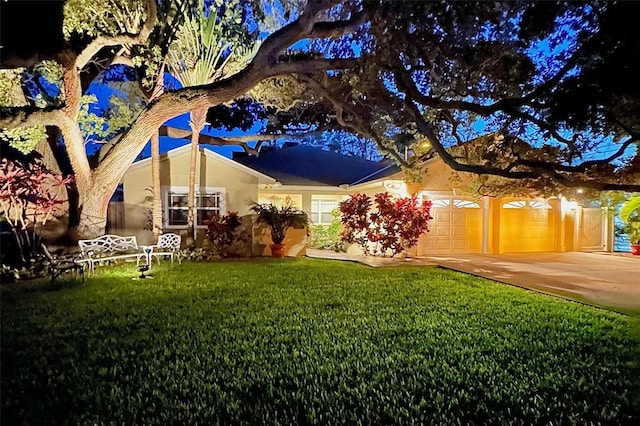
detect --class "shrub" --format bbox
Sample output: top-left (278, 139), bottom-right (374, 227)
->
top-left (249, 201), bottom-right (308, 245)
top-left (177, 247), bottom-right (210, 262)
top-left (340, 192), bottom-right (432, 256)
top-left (619, 196), bottom-right (640, 245)
top-left (0, 157), bottom-right (72, 273)
top-left (308, 208), bottom-right (345, 252)
top-left (206, 211), bottom-right (243, 257)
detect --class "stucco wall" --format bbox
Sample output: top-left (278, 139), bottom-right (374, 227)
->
top-left (418, 160), bottom-right (476, 191)
top-left (121, 148), bottom-right (260, 245)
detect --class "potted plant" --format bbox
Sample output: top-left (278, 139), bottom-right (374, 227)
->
top-left (249, 201), bottom-right (309, 258)
top-left (619, 196), bottom-right (640, 255)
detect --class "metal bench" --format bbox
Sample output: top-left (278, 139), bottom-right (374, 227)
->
top-left (150, 233), bottom-right (182, 264)
top-left (41, 244), bottom-right (85, 283)
top-left (78, 234), bottom-right (146, 273)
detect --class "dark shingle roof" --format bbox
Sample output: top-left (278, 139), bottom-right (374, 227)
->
top-left (232, 144), bottom-right (400, 186)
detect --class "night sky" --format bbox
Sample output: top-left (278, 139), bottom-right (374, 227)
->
top-left (0, 0), bottom-right (65, 66)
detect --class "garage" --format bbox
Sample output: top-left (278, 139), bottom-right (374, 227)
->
top-left (500, 199), bottom-right (557, 252)
top-left (417, 196), bottom-right (483, 255)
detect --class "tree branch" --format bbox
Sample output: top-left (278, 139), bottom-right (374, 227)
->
top-left (300, 75), bottom-right (410, 167)
top-left (74, 0), bottom-right (157, 70)
top-left (404, 93), bottom-right (640, 191)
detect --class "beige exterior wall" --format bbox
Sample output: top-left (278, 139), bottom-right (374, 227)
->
top-left (258, 188), bottom-right (350, 218)
top-left (117, 152), bottom-right (604, 256)
top-left (257, 180), bottom-right (409, 256)
top-left (122, 148), bottom-right (261, 246)
top-left (418, 160), bottom-right (476, 192)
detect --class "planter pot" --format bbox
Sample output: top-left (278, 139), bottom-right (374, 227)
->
top-left (631, 244), bottom-right (640, 256)
top-left (270, 243), bottom-right (286, 258)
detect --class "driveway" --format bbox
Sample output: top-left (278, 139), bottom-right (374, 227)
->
top-left (306, 249), bottom-right (640, 316)
top-left (427, 252), bottom-right (640, 316)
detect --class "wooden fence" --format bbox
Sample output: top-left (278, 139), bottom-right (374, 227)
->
top-left (106, 202), bottom-right (124, 234)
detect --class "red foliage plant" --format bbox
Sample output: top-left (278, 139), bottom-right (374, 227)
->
top-left (0, 158), bottom-right (72, 230)
top-left (205, 211), bottom-right (243, 256)
top-left (0, 158), bottom-right (73, 267)
top-left (339, 192), bottom-right (433, 257)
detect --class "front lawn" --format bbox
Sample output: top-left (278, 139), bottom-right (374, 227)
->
top-left (1, 258), bottom-right (639, 425)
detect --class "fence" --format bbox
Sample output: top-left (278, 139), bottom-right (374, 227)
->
top-left (106, 202), bottom-right (124, 234)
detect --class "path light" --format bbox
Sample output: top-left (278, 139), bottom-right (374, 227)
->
top-left (136, 264), bottom-right (150, 279)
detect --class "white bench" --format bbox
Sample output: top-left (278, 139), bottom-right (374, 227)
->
top-left (78, 235), bottom-right (146, 272)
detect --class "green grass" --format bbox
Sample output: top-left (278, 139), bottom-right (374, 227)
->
top-left (2, 258), bottom-right (639, 425)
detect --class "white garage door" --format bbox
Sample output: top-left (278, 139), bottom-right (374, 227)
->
top-left (417, 197), bottom-right (483, 255)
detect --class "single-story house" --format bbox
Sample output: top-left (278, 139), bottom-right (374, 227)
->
top-left (115, 142), bottom-right (611, 257)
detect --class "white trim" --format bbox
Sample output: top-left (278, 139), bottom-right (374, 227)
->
top-left (349, 164), bottom-right (401, 186)
top-left (418, 190), bottom-right (459, 197)
top-left (349, 178), bottom-right (407, 192)
top-left (311, 198), bottom-right (341, 225)
top-left (129, 145), bottom-right (276, 184)
top-left (162, 185), bottom-right (227, 229)
top-left (267, 184), bottom-right (350, 192)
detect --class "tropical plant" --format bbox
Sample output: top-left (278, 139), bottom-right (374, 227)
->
top-left (166, 0), bottom-right (256, 247)
top-left (206, 211), bottom-right (243, 257)
top-left (249, 201), bottom-right (308, 245)
top-left (619, 195), bottom-right (640, 245)
top-left (340, 192), bottom-right (433, 257)
top-left (308, 208), bottom-right (345, 252)
top-left (0, 158), bottom-right (73, 269)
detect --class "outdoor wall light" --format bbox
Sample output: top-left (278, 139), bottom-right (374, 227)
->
top-left (563, 199), bottom-right (579, 211)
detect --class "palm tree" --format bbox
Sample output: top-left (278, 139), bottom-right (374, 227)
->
top-left (166, 0), bottom-right (255, 247)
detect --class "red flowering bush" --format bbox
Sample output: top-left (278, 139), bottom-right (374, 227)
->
top-left (339, 192), bottom-right (432, 257)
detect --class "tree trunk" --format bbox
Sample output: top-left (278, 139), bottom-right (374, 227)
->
top-left (151, 131), bottom-right (163, 240)
top-left (74, 189), bottom-right (109, 239)
top-left (186, 108), bottom-right (207, 248)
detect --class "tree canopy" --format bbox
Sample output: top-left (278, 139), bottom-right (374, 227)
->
top-left (0, 0), bottom-right (638, 239)
top-left (313, 0), bottom-right (639, 192)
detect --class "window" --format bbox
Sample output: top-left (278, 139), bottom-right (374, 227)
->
top-left (453, 199), bottom-right (480, 209)
top-left (502, 200), bottom-right (527, 209)
top-left (165, 187), bottom-right (225, 227)
top-left (428, 199), bottom-right (479, 208)
top-left (311, 199), bottom-right (340, 224)
top-left (502, 200), bottom-right (552, 209)
top-left (529, 200), bottom-right (552, 209)
top-left (431, 199), bottom-right (450, 208)
top-left (167, 192), bottom-right (189, 225)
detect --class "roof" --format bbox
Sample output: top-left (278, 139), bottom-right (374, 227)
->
top-left (128, 144), bottom-right (276, 184)
top-left (232, 144), bottom-right (400, 186)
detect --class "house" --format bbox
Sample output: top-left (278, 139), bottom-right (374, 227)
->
top-left (116, 143), bottom-right (611, 257)
top-left (232, 143), bottom-right (401, 225)
top-left (119, 144), bottom-right (282, 255)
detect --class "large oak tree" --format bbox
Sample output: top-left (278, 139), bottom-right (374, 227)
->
top-left (1, 0), bottom-right (638, 241)
top-left (0, 0), bottom-right (361, 238)
top-left (307, 1), bottom-right (640, 193)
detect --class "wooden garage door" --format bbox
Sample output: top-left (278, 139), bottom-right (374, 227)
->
top-left (500, 200), bottom-right (556, 252)
top-left (417, 197), bottom-right (482, 255)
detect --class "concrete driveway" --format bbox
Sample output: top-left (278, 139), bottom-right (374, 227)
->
top-left (427, 252), bottom-right (640, 316)
top-left (306, 249), bottom-right (640, 316)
